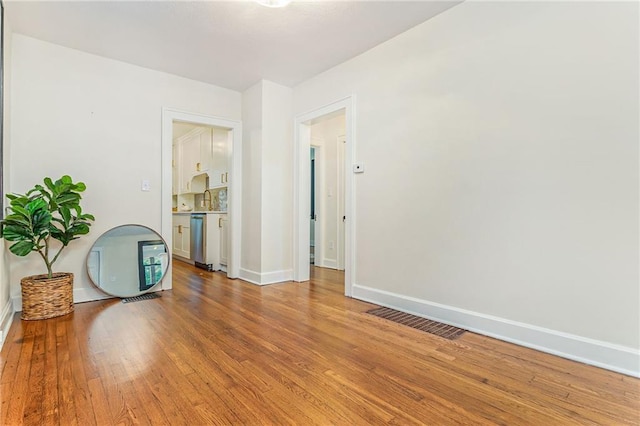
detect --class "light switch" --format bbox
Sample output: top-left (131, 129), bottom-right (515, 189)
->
top-left (141, 180), bottom-right (151, 191)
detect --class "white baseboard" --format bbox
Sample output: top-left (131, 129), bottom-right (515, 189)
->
top-left (12, 287), bottom-right (115, 312)
top-left (73, 287), bottom-right (115, 303)
top-left (319, 258), bottom-right (338, 269)
top-left (0, 299), bottom-right (14, 349)
top-left (352, 284), bottom-right (640, 378)
top-left (239, 268), bottom-right (293, 286)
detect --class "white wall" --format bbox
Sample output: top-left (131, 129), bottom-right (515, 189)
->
top-left (294, 2), bottom-right (639, 374)
top-left (241, 81), bottom-right (263, 275)
top-left (261, 81), bottom-right (293, 277)
top-left (240, 80), bottom-right (293, 284)
top-left (310, 114), bottom-right (345, 268)
top-left (9, 34), bottom-right (241, 304)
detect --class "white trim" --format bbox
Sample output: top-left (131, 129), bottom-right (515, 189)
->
top-left (162, 108), bottom-right (243, 283)
top-left (353, 284), bottom-right (640, 378)
top-left (337, 135), bottom-right (346, 271)
top-left (293, 96), bottom-right (355, 297)
top-left (238, 268), bottom-right (262, 284)
top-left (0, 299), bottom-right (14, 348)
top-left (239, 268), bottom-right (293, 285)
top-left (319, 259), bottom-right (338, 270)
top-left (73, 287), bottom-right (115, 304)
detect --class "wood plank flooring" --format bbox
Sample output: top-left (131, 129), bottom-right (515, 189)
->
top-left (1, 261), bottom-right (639, 425)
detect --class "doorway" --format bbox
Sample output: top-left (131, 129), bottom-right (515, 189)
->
top-left (293, 96), bottom-right (354, 296)
top-left (308, 116), bottom-right (345, 271)
top-left (161, 109), bottom-right (242, 289)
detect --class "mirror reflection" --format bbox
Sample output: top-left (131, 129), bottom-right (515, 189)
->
top-left (87, 225), bottom-right (169, 298)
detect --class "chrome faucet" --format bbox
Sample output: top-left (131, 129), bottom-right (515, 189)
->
top-left (203, 189), bottom-right (213, 211)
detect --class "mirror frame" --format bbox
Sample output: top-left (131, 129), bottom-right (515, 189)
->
top-left (87, 224), bottom-right (170, 298)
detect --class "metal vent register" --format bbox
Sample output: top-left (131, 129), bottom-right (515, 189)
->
top-left (366, 307), bottom-right (466, 340)
top-left (122, 293), bottom-right (161, 304)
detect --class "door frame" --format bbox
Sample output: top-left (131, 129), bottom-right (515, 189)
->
top-left (293, 96), bottom-right (355, 296)
top-left (337, 134), bottom-right (346, 271)
top-left (161, 108), bottom-right (242, 287)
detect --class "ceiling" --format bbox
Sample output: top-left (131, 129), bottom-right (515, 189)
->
top-left (5, 0), bottom-right (461, 92)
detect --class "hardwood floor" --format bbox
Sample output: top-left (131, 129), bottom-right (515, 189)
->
top-left (1, 261), bottom-right (639, 425)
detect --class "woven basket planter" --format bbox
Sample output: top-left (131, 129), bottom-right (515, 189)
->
top-left (21, 273), bottom-right (74, 320)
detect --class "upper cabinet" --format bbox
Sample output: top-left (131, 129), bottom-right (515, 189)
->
top-left (179, 134), bottom-right (199, 193)
top-left (199, 130), bottom-right (214, 173)
top-left (208, 128), bottom-right (230, 189)
top-left (174, 126), bottom-right (228, 194)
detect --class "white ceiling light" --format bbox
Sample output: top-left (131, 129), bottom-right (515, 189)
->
top-left (255, 0), bottom-right (292, 8)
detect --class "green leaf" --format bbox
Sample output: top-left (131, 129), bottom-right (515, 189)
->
top-left (56, 193), bottom-right (80, 206)
top-left (26, 197), bottom-right (48, 215)
top-left (60, 175), bottom-right (72, 185)
top-left (1, 224), bottom-right (32, 241)
top-left (9, 240), bottom-right (35, 256)
top-left (59, 206), bottom-right (71, 226)
top-left (9, 195), bottom-right (29, 208)
top-left (10, 205), bottom-right (30, 218)
top-left (32, 211), bottom-right (52, 234)
top-left (70, 223), bottom-right (90, 235)
top-left (1, 215), bottom-right (30, 228)
top-left (44, 177), bottom-right (55, 192)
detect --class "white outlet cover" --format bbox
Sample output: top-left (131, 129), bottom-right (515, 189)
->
top-left (141, 179), bottom-right (151, 191)
top-left (353, 163), bottom-right (364, 173)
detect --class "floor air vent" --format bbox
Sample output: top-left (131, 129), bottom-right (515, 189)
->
top-left (366, 307), bottom-right (466, 340)
top-left (122, 293), bottom-right (161, 304)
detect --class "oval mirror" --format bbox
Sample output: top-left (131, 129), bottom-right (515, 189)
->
top-left (87, 224), bottom-right (170, 298)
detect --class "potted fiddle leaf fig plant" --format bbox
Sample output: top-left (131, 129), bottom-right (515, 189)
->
top-left (0, 175), bottom-right (95, 320)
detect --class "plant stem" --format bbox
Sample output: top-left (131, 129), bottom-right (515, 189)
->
top-left (36, 248), bottom-right (53, 279)
top-left (49, 246), bottom-right (66, 276)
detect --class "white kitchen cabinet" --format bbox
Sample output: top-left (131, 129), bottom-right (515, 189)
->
top-left (179, 135), bottom-right (199, 193)
top-left (204, 214), bottom-right (222, 270)
top-left (208, 127), bottom-right (229, 189)
top-left (209, 169), bottom-right (229, 188)
top-left (176, 127), bottom-right (213, 194)
top-left (172, 214), bottom-right (191, 259)
top-left (198, 129), bottom-right (213, 173)
top-left (219, 214), bottom-right (229, 266)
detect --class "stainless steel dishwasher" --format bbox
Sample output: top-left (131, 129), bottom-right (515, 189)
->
top-left (190, 214), bottom-right (211, 271)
